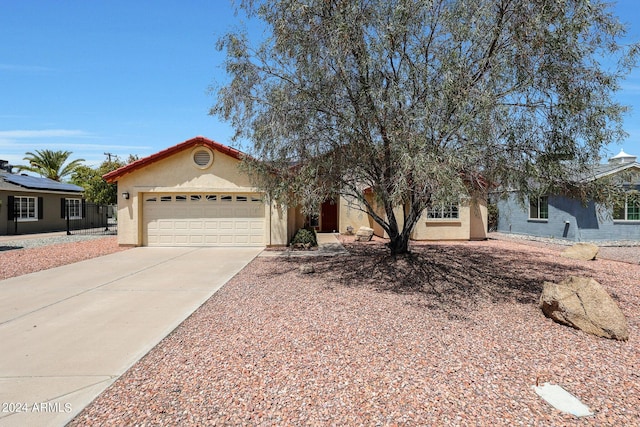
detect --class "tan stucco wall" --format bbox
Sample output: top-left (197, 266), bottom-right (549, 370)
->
top-left (337, 195), bottom-right (488, 241)
top-left (469, 198), bottom-right (488, 240)
top-left (338, 195), bottom-right (371, 234)
top-left (115, 146), bottom-right (288, 246)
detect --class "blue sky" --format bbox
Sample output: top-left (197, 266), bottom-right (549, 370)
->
top-left (1, 1), bottom-right (640, 172)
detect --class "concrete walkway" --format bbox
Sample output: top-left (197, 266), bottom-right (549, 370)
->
top-left (0, 246), bottom-right (262, 427)
top-left (259, 233), bottom-right (349, 257)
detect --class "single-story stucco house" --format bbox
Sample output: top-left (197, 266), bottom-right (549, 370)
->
top-left (1, 160), bottom-right (85, 236)
top-left (496, 149), bottom-right (640, 241)
top-left (104, 136), bottom-right (488, 247)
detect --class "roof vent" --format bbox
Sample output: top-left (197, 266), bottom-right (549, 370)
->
top-left (192, 147), bottom-right (213, 169)
top-left (609, 149), bottom-right (637, 164)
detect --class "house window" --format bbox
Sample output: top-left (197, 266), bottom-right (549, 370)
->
top-left (529, 196), bottom-right (548, 220)
top-left (427, 203), bottom-right (459, 219)
top-left (67, 199), bottom-right (82, 219)
top-left (613, 192), bottom-right (640, 221)
top-left (14, 196), bottom-right (37, 221)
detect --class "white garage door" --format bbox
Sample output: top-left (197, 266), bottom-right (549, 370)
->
top-left (143, 193), bottom-right (265, 246)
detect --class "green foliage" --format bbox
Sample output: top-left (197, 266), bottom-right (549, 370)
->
top-left (71, 155), bottom-right (137, 204)
top-left (213, 0), bottom-right (639, 254)
top-left (487, 202), bottom-right (498, 232)
top-left (290, 228), bottom-right (318, 247)
top-left (16, 149), bottom-right (85, 181)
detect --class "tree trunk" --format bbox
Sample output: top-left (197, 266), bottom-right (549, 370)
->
top-left (387, 230), bottom-right (411, 255)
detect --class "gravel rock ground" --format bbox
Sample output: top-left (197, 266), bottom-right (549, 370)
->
top-left (489, 232), bottom-right (640, 265)
top-left (70, 236), bottom-right (639, 426)
top-left (0, 235), bottom-right (127, 280)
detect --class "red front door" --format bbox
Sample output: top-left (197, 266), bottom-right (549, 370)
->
top-left (320, 200), bottom-right (338, 232)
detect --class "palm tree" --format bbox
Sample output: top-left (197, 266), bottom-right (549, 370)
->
top-left (16, 149), bottom-right (85, 181)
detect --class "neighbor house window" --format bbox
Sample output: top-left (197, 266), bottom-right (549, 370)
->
top-left (613, 192), bottom-right (640, 221)
top-left (529, 196), bottom-right (548, 220)
top-left (14, 196), bottom-right (37, 221)
top-left (427, 203), bottom-right (459, 219)
top-left (67, 198), bottom-right (82, 219)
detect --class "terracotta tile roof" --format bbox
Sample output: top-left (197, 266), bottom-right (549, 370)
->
top-left (103, 136), bottom-right (244, 182)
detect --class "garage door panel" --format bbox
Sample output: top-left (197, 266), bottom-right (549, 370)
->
top-left (235, 221), bottom-right (249, 230)
top-left (174, 221), bottom-right (189, 230)
top-left (219, 221), bottom-right (234, 230)
top-left (144, 194), bottom-right (265, 247)
top-left (219, 235), bottom-right (234, 244)
top-left (204, 235), bottom-right (219, 244)
top-left (220, 207), bottom-right (234, 216)
top-left (235, 235), bottom-right (250, 244)
top-left (204, 220), bottom-right (218, 229)
top-left (189, 221), bottom-right (203, 230)
top-left (189, 235), bottom-right (204, 244)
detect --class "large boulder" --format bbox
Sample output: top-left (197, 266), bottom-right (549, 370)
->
top-left (561, 243), bottom-right (599, 261)
top-left (540, 276), bottom-right (629, 341)
top-left (355, 226), bottom-right (374, 242)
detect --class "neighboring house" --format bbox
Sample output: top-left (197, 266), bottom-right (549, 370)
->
top-left (104, 136), bottom-right (487, 247)
top-left (0, 160), bottom-right (85, 235)
top-left (496, 149), bottom-right (640, 241)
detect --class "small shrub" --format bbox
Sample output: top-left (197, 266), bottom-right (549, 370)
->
top-left (291, 228), bottom-right (318, 247)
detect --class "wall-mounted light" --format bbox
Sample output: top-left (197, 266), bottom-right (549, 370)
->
top-left (122, 191), bottom-right (130, 200)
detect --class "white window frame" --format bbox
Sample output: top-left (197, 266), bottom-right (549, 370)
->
top-left (14, 196), bottom-right (38, 222)
top-left (529, 196), bottom-right (549, 221)
top-left (613, 192), bottom-right (640, 221)
top-left (426, 203), bottom-right (459, 220)
top-left (67, 198), bottom-right (82, 219)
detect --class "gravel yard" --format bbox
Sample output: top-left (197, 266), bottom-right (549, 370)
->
top-left (0, 235), bottom-right (127, 280)
top-left (67, 236), bottom-right (639, 426)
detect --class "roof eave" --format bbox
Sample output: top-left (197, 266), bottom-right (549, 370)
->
top-left (103, 136), bottom-right (245, 183)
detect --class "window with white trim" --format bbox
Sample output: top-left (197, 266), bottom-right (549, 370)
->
top-left (14, 196), bottom-right (37, 221)
top-left (427, 203), bottom-right (459, 219)
top-left (529, 196), bottom-right (548, 220)
top-left (614, 192), bottom-right (640, 221)
top-left (67, 198), bottom-right (82, 219)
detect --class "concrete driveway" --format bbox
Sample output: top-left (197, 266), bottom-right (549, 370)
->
top-left (0, 246), bottom-right (262, 427)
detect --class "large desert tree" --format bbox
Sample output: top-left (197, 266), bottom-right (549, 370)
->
top-left (16, 149), bottom-right (85, 182)
top-left (213, 0), bottom-right (638, 254)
